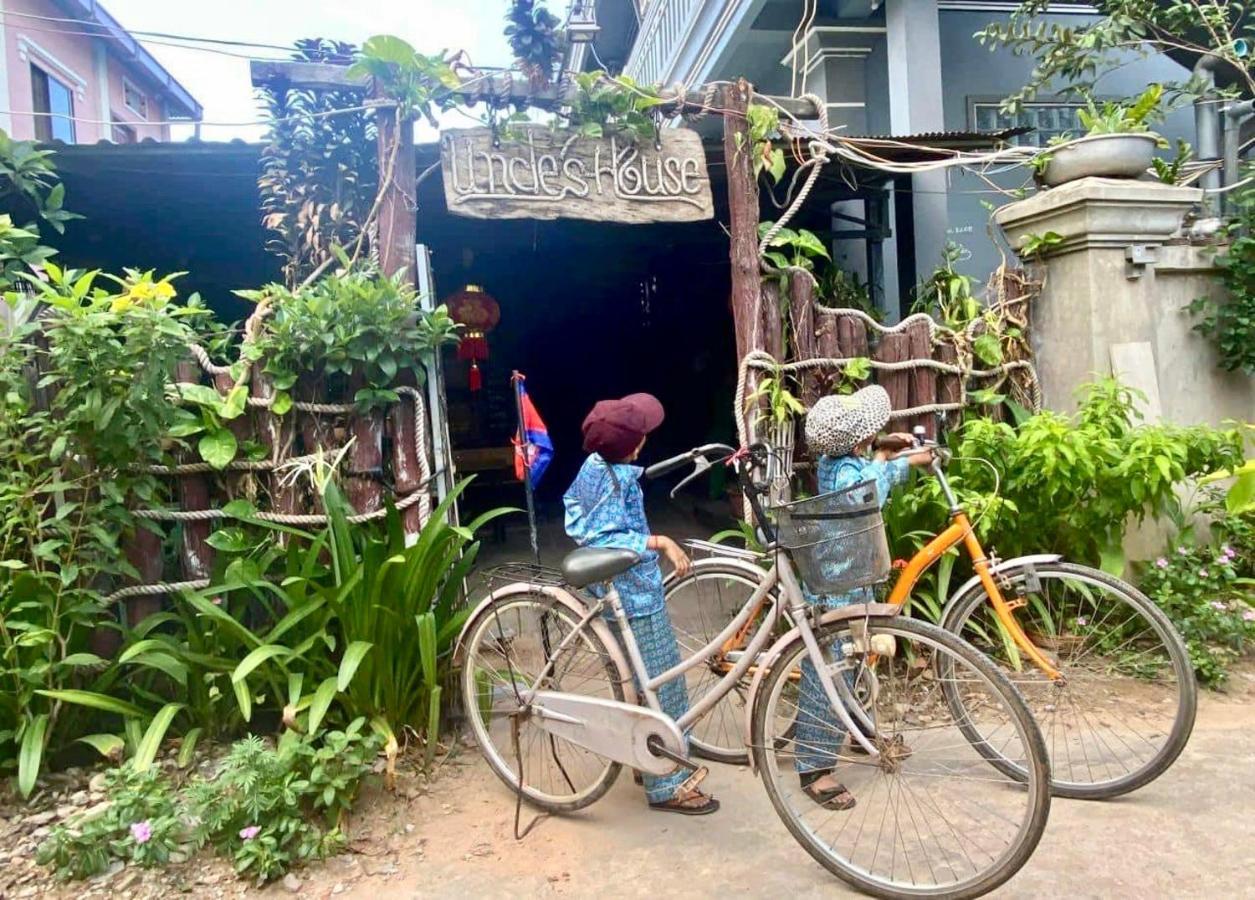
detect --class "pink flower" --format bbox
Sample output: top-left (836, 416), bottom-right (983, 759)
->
top-left (1177, 546), bottom-right (1190, 555)
top-left (239, 825), bottom-right (260, 841)
top-left (1210, 601), bottom-right (1227, 611)
top-left (130, 821), bottom-right (152, 845)
top-left (1155, 558), bottom-right (1169, 569)
top-left (1199, 569), bottom-right (1210, 578)
top-left (1222, 545), bottom-right (1236, 559)
top-left (1075, 616), bottom-right (1088, 626)
top-left (1244, 610), bottom-right (1255, 622)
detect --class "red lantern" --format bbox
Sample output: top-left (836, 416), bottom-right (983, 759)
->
top-left (446, 284), bottom-right (500, 392)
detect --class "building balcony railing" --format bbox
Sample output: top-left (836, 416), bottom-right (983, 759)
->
top-left (622, 0), bottom-right (704, 86)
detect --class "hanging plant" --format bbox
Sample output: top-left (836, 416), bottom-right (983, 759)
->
top-left (257, 39), bottom-right (379, 289)
top-left (504, 0), bottom-right (565, 87)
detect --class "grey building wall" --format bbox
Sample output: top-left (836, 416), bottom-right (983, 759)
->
top-left (937, 9), bottom-right (1197, 282)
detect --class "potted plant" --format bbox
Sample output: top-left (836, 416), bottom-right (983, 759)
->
top-left (1035, 85), bottom-right (1163, 186)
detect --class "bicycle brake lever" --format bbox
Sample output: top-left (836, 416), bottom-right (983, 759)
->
top-left (670, 456), bottom-right (713, 499)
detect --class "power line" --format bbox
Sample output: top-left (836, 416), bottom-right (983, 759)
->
top-left (0, 8), bottom-right (294, 53)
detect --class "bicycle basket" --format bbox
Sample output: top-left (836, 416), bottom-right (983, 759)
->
top-left (774, 480), bottom-right (890, 594)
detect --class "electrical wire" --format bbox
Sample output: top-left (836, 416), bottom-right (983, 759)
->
top-left (0, 8), bottom-right (295, 52)
top-left (0, 15), bottom-right (291, 61)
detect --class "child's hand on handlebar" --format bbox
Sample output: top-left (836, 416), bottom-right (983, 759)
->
top-left (649, 535), bottom-right (692, 577)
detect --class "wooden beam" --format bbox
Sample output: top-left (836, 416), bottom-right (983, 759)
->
top-left (723, 79), bottom-right (761, 369)
top-left (249, 60), bottom-right (822, 118)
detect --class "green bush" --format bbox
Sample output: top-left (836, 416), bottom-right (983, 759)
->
top-left (36, 724), bottom-right (380, 883)
top-left (1139, 542), bottom-right (1255, 687)
top-left (884, 380), bottom-right (1244, 570)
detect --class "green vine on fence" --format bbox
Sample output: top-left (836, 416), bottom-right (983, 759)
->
top-left (1189, 185), bottom-right (1255, 377)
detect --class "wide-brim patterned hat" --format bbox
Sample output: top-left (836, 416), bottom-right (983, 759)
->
top-left (805, 385), bottom-right (892, 457)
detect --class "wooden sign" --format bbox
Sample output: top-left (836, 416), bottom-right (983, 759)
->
top-left (439, 125), bottom-right (714, 224)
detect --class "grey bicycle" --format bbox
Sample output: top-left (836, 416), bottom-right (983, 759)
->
top-left (458, 443), bottom-right (1051, 899)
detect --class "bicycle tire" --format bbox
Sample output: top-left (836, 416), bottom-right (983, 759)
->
top-left (941, 561), bottom-right (1197, 800)
top-left (460, 591), bottom-right (624, 813)
top-left (751, 616), bottom-right (1051, 899)
top-left (664, 560), bottom-right (777, 764)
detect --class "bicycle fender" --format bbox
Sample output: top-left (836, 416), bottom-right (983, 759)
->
top-left (941, 554), bottom-right (1063, 628)
top-left (662, 554), bottom-right (771, 589)
top-left (454, 582), bottom-right (639, 704)
top-left (742, 602), bottom-right (902, 774)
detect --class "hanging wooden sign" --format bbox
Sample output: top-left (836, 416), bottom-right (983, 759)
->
top-left (439, 125), bottom-right (714, 224)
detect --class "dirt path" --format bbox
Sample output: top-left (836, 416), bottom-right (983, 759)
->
top-left (287, 683), bottom-right (1255, 899)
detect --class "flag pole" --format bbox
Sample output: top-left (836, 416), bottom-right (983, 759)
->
top-left (512, 371), bottom-right (541, 564)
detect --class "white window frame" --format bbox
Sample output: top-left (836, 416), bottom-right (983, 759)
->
top-left (17, 35), bottom-right (87, 103)
top-left (121, 76), bottom-right (148, 118)
top-left (969, 96), bottom-right (1087, 148)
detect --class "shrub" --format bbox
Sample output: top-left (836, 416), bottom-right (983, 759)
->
top-left (1139, 543), bottom-right (1255, 687)
top-left (188, 723), bottom-right (381, 881)
top-left (36, 764), bottom-right (182, 879)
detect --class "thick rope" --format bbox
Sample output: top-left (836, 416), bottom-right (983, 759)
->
top-left (187, 343), bottom-right (232, 377)
top-left (134, 388), bottom-right (436, 523)
top-left (105, 579), bottom-right (210, 603)
top-left (757, 93), bottom-right (828, 256)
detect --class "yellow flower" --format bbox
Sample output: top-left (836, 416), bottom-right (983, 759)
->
top-left (153, 281), bottom-right (176, 301)
top-left (128, 281), bottom-right (157, 302)
top-left (110, 295), bottom-right (133, 313)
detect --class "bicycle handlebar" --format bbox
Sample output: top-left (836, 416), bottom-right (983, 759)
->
top-left (643, 443), bottom-right (737, 480)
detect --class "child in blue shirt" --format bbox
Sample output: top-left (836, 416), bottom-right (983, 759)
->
top-left (794, 385), bottom-right (934, 810)
top-left (563, 393), bottom-right (720, 816)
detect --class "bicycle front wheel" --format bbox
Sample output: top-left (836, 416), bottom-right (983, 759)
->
top-left (460, 592), bottom-right (624, 812)
top-left (752, 616), bottom-right (1051, 899)
top-left (943, 562), bottom-right (1196, 800)
top-left (665, 561), bottom-right (775, 764)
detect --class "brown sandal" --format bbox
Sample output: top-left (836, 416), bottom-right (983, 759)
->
top-left (647, 766), bottom-right (720, 815)
top-left (800, 771), bottom-right (857, 811)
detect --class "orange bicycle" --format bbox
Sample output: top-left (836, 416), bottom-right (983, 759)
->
top-left (665, 430), bottom-right (1196, 800)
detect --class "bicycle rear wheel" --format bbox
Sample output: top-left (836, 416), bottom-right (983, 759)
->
top-left (752, 616), bottom-right (1050, 899)
top-left (460, 592), bottom-right (624, 812)
top-left (943, 562), bottom-right (1196, 800)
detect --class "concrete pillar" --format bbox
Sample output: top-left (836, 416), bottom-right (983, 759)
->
top-left (885, 0), bottom-right (948, 278)
top-left (994, 177), bottom-right (1255, 425)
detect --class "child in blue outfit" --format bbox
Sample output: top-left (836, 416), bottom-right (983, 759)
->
top-left (563, 393), bottom-right (720, 816)
top-left (794, 385), bottom-right (934, 810)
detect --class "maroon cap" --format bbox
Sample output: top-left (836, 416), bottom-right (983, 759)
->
top-left (582, 393), bottom-right (665, 461)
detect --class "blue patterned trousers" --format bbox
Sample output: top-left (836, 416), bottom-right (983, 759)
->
top-left (794, 591), bottom-right (864, 775)
top-left (609, 609), bottom-right (692, 803)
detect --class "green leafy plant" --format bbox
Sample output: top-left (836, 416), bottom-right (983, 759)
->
top-left (1019, 230), bottom-right (1063, 259)
top-left (1189, 183), bottom-right (1255, 376)
top-left (564, 71), bottom-right (665, 141)
top-left (241, 266), bottom-right (460, 410)
top-left (818, 267), bottom-right (882, 321)
top-left (912, 242), bottom-right (980, 327)
top-left (346, 35), bottom-right (460, 122)
top-left (36, 763), bottom-right (183, 879)
top-left (1, 263), bottom-right (213, 795)
top-left (1153, 139), bottom-right (1194, 185)
top-left (258, 39), bottom-right (379, 288)
top-left (748, 369), bottom-right (806, 428)
top-left (745, 104), bottom-right (785, 183)
top-left (1139, 543), bottom-right (1254, 687)
top-left (1075, 85), bottom-right (1164, 135)
top-left (0, 131), bottom-right (80, 288)
top-left (188, 725), bottom-right (381, 881)
top-left (977, 2), bottom-right (1253, 112)
top-left (759, 222), bottom-right (830, 273)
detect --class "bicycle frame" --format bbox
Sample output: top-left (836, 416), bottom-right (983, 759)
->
top-left (515, 555), bottom-right (885, 758)
top-left (884, 461), bottom-right (1062, 680)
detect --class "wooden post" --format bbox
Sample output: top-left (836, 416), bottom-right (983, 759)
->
top-left (936, 342), bottom-right (962, 436)
top-left (252, 372), bottom-right (300, 519)
top-left (762, 280), bottom-right (784, 361)
top-left (175, 360), bottom-right (214, 584)
top-left (874, 332), bottom-right (911, 423)
top-left (123, 526), bottom-right (164, 626)
top-left (722, 80), bottom-right (761, 365)
top-left (788, 271), bottom-right (818, 405)
top-left (346, 376), bottom-right (385, 515)
top-left (375, 102), bottom-right (417, 284)
top-left (906, 320), bottom-right (937, 438)
top-left (391, 377), bottom-right (423, 534)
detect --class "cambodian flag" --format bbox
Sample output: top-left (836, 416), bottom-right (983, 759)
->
top-left (513, 378), bottom-right (553, 488)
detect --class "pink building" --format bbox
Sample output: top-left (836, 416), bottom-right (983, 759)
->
top-left (0, 0), bottom-right (200, 143)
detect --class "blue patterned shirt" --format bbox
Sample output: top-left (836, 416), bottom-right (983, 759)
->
top-left (563, 453), bottom-right (664, 618)
top-left (804, 453), bottom-right (910, 609)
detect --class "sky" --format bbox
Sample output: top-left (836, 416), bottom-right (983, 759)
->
top-left (106, 0), bottom-right (517, 142)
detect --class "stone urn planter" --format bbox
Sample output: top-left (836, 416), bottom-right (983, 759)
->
top-left (1039, 133), bottom-right (1158, 187)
